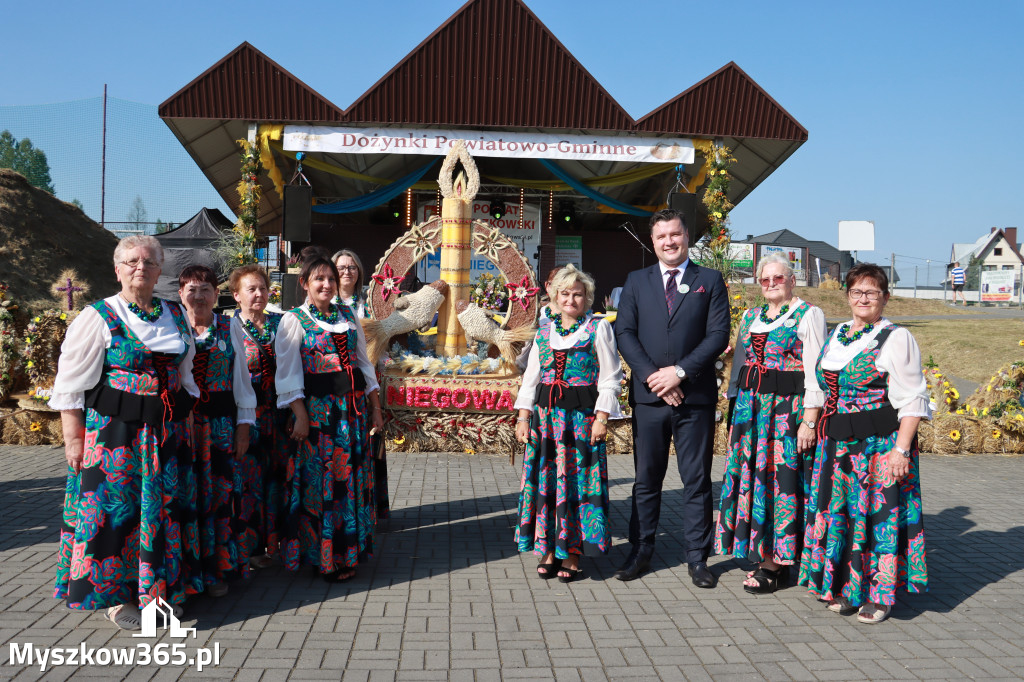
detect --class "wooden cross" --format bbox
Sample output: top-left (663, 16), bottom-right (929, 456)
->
top-left (57, 277), bottom-right (84, 311)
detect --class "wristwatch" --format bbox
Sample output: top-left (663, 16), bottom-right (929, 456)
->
top-left (674, 365), bottom-right (686, 379)
top-left (803, 419), bottom-right (816, 429)
top-left (894, 445), bottom-right (911, 458)
top-left (596, 416), bottom-right (609, 425)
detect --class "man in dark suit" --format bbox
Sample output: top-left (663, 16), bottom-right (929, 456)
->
top-left (614, 208), bottom-right (730, 586)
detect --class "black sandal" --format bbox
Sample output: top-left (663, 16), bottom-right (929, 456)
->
top-left (557, 567), bottom-right (584, 584)
top-left (323, 568), bottom-right (356, 583)
top-left (537, 558), bottom-right (562, 579)
top-left (742, 565), bottom-right (789, 594)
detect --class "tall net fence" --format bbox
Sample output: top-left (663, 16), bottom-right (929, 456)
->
top-left (0, 96), bottom-right (235, 237)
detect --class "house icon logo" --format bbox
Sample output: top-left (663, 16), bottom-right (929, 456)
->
top-left (132, 597), bottom-right (196, 638)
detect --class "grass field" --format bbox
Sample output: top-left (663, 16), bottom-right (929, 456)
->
top-left (729, 284), bottom-right (1022, 385)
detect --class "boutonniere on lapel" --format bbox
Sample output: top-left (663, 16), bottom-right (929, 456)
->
top-left (695, 285), bottom-right (706, 293)
top-left (679, 283), bottom-right (690, 294)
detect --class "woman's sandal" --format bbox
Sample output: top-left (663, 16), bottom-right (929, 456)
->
top-left (742, 565), bottom-right (789, 594)
top-left (323, 568), bottom-right (356, 583)
top-left (857, 602), bottom-right (892, 624)
top-left (249, 554), bottom-right (274, 570)
top-left (826, 597), bottom-right (858, 615)
top-left (557, 567), bottom-right (584, 584)
top-left (537, 558), bottom-right (562, 580)
top-left (106, 604), bottom-right (142, 631)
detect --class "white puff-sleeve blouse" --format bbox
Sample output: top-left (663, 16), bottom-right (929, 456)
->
top-left (49, 296), bottom-right (200, 411)
top-left (274, 303), bottom-right (380, 409)
top-left (818, 318), bottom-right (932, 420)
top-left (515, 316), bottom-right (624, 417)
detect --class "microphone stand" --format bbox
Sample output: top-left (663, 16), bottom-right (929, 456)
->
top-left (619, 222), bottom-right (652, 269)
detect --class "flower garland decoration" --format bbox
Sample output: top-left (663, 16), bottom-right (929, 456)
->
top-left (230, 138), bottom-right (262, 266)
top-left (758, 303), bottom-right (789, 325)
top-left (23, 309), bottom-right (69, 403)
top-left (0, 282), bottom-right (20, 401)
top-left (698, 143), bottom-right (737, 280)
top-left (505, 275), bottom-right (539, 312)
top-left (470, 273), bottom-right (508, 312)
top-left (836, 322), bottom-right (874, 347)
top-left (372, 263), bottom-right (405, 302)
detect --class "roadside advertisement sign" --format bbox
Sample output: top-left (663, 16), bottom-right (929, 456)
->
top-left (981, 270), bottom-right (1014, 302)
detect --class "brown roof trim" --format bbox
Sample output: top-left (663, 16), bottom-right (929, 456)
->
top-left (343, 0), bottom-right (634, 130)
top-left (636, 62), bottom-right (808, 141)
top-left (158, 42), bottom-right (345, 122)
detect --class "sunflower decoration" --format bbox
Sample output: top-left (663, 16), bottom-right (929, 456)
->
top-left (992, 429), bottom-right (1002, 440)
top-left (29, 422), bottom-right (42, 432)
top-left (949, 430), bottom-right (962, 442)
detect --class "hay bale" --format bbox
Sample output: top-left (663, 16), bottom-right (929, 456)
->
top-left (0, 408), bottom-right (63, 445)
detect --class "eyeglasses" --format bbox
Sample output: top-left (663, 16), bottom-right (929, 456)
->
top-left (337, 265), bottom-right (359, 272)
top-left (758, 274), bottom-right (788, 287)
top-left (848, 288), bottom-right (884, 301)
top-left (119, 258), bottom-right (160, 270)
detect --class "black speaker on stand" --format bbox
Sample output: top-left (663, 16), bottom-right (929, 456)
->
top-left (283, 184), bottom-right (313, 242)
top-left (669, 192), bottom-right (698, 243)
top-left (281, 273), bottom-right (302, 310)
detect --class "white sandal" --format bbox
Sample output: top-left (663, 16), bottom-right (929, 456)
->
top-left (825, 597), bottom-right (857, 615)
top-left (857, 602), bottom-right (892, 624)
top-left (106, 604), bottom-right (141, 630)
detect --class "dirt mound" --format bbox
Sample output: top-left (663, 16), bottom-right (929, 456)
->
top-left (0, 169), bottom-right (119, 310)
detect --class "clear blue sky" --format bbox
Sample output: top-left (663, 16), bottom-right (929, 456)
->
top-left (2, 0), bottom-right (1021, 285)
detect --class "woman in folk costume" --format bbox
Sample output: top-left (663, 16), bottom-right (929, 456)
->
top-left (51, 235), bottom-right (202, 630)
top-left (715, 252), bottom-right (827, 593)
top-left (332, 248), bottom-right (388, 522)
top-left (230, 264), bottom-right (288, 569)
top-left (179, 265), bottom-right (257, 598)
top-left (799, 263), bottom-right (930, 624)
top-left (514, 265), bottom-right (623, 583)
top-left (275, 255), bottom-right (384, 582)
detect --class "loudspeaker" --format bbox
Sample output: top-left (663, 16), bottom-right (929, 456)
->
top-left (281, 273), bottom-right (302, 310)
top-left (669, 193), bottom-right (698, 242)
top-left (283, 185), bottom-right (313, 242)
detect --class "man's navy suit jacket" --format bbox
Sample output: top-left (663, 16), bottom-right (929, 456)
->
top-left (615, 262), bottom-right (731, 406)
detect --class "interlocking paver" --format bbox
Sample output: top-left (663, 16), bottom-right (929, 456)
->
top-left (1, 447), bottom-right (1023, 679)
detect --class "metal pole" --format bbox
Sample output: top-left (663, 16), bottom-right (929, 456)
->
top-left (914, 265), bottom-right (918, 298)
top-left (890, 253), bottom-right (895, 289)
top-left (100, 84), bottom-right (107, 228)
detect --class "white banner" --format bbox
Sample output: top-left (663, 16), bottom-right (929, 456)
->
top-left (283, 125), bottom-right (695, 164)
top-left (414, 201), bottom-right (541, 284)
top-left (981, 270), bottom-right (1014, 302)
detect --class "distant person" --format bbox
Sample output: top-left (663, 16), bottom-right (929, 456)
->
top-left (799, 263), bottom-right (930, 624)
top-left (950, 261), bottom-right (966, 305)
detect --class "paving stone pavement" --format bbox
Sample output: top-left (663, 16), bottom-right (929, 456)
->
top-left (1, 445), bottom-right (1022, 681)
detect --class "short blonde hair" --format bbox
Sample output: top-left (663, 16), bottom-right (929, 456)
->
top-left (756, 252), bottom-right (794, 279)
top-left (113, 235), bottom-right (163, 267)
top-left (548, 264), bottom-right (595, 312)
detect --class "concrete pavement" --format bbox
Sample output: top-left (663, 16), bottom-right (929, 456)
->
top-left (1, 446), bottom-right (1023, 681)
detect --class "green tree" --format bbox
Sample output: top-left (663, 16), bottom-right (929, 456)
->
top-left (155, 219), bottom-right (174, 234)
top-left (70, 198), bottom-right (84, 210)
top-left (0, 130), bottom-right (55, 194)
top-left (127, 195), bottom-right (148, 233)
top-left (965, 254), bottom-right (982, 290)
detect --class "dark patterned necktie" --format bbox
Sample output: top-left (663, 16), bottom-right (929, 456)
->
top-left (665, 269), bottom-right (679, 310)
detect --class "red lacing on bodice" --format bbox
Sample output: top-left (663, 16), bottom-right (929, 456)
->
top-left (330, 332), bottom-right (362, 416)
top-left (192, 350), bottom-right (211, 405)
top-left (151, 353), bottom-right (175, 444)
top-left (748, 332), bottom-right (769, 393)
top-left (546, 350), bottom-right (569, 406)
top-left (818, 370), bottom-right (840, 440)
top-left (258, 343), bottom-right (274, 392)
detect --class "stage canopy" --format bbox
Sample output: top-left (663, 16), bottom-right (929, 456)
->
top-left (158, 0), bottom-right (807, 237)
top-left (153, 207), bottom-right (233, 300)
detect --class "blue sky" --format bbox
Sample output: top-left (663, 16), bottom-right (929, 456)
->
top-left (2, 0), bottom-right (1021, 285)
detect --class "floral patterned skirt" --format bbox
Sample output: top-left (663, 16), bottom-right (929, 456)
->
top-left (798, 432), bottom-right (928, 606)
top-left (54, 409), bottom-right (202, 609)
top-left (280, 390), bottom-right (374, 574)
top-left (245, 402), bottom-right (289, 558)
top-left (715, 389), bottom-right (811, 565)
top-left (194, 412), bottom-right (245, 585)
top-left (515, 405), bottom-right (610, 558)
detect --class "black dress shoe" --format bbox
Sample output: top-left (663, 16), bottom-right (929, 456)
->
top-left (687, 561), bottom-right (716, 588)
top-left (614, 557), bottom-right (650, 581)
